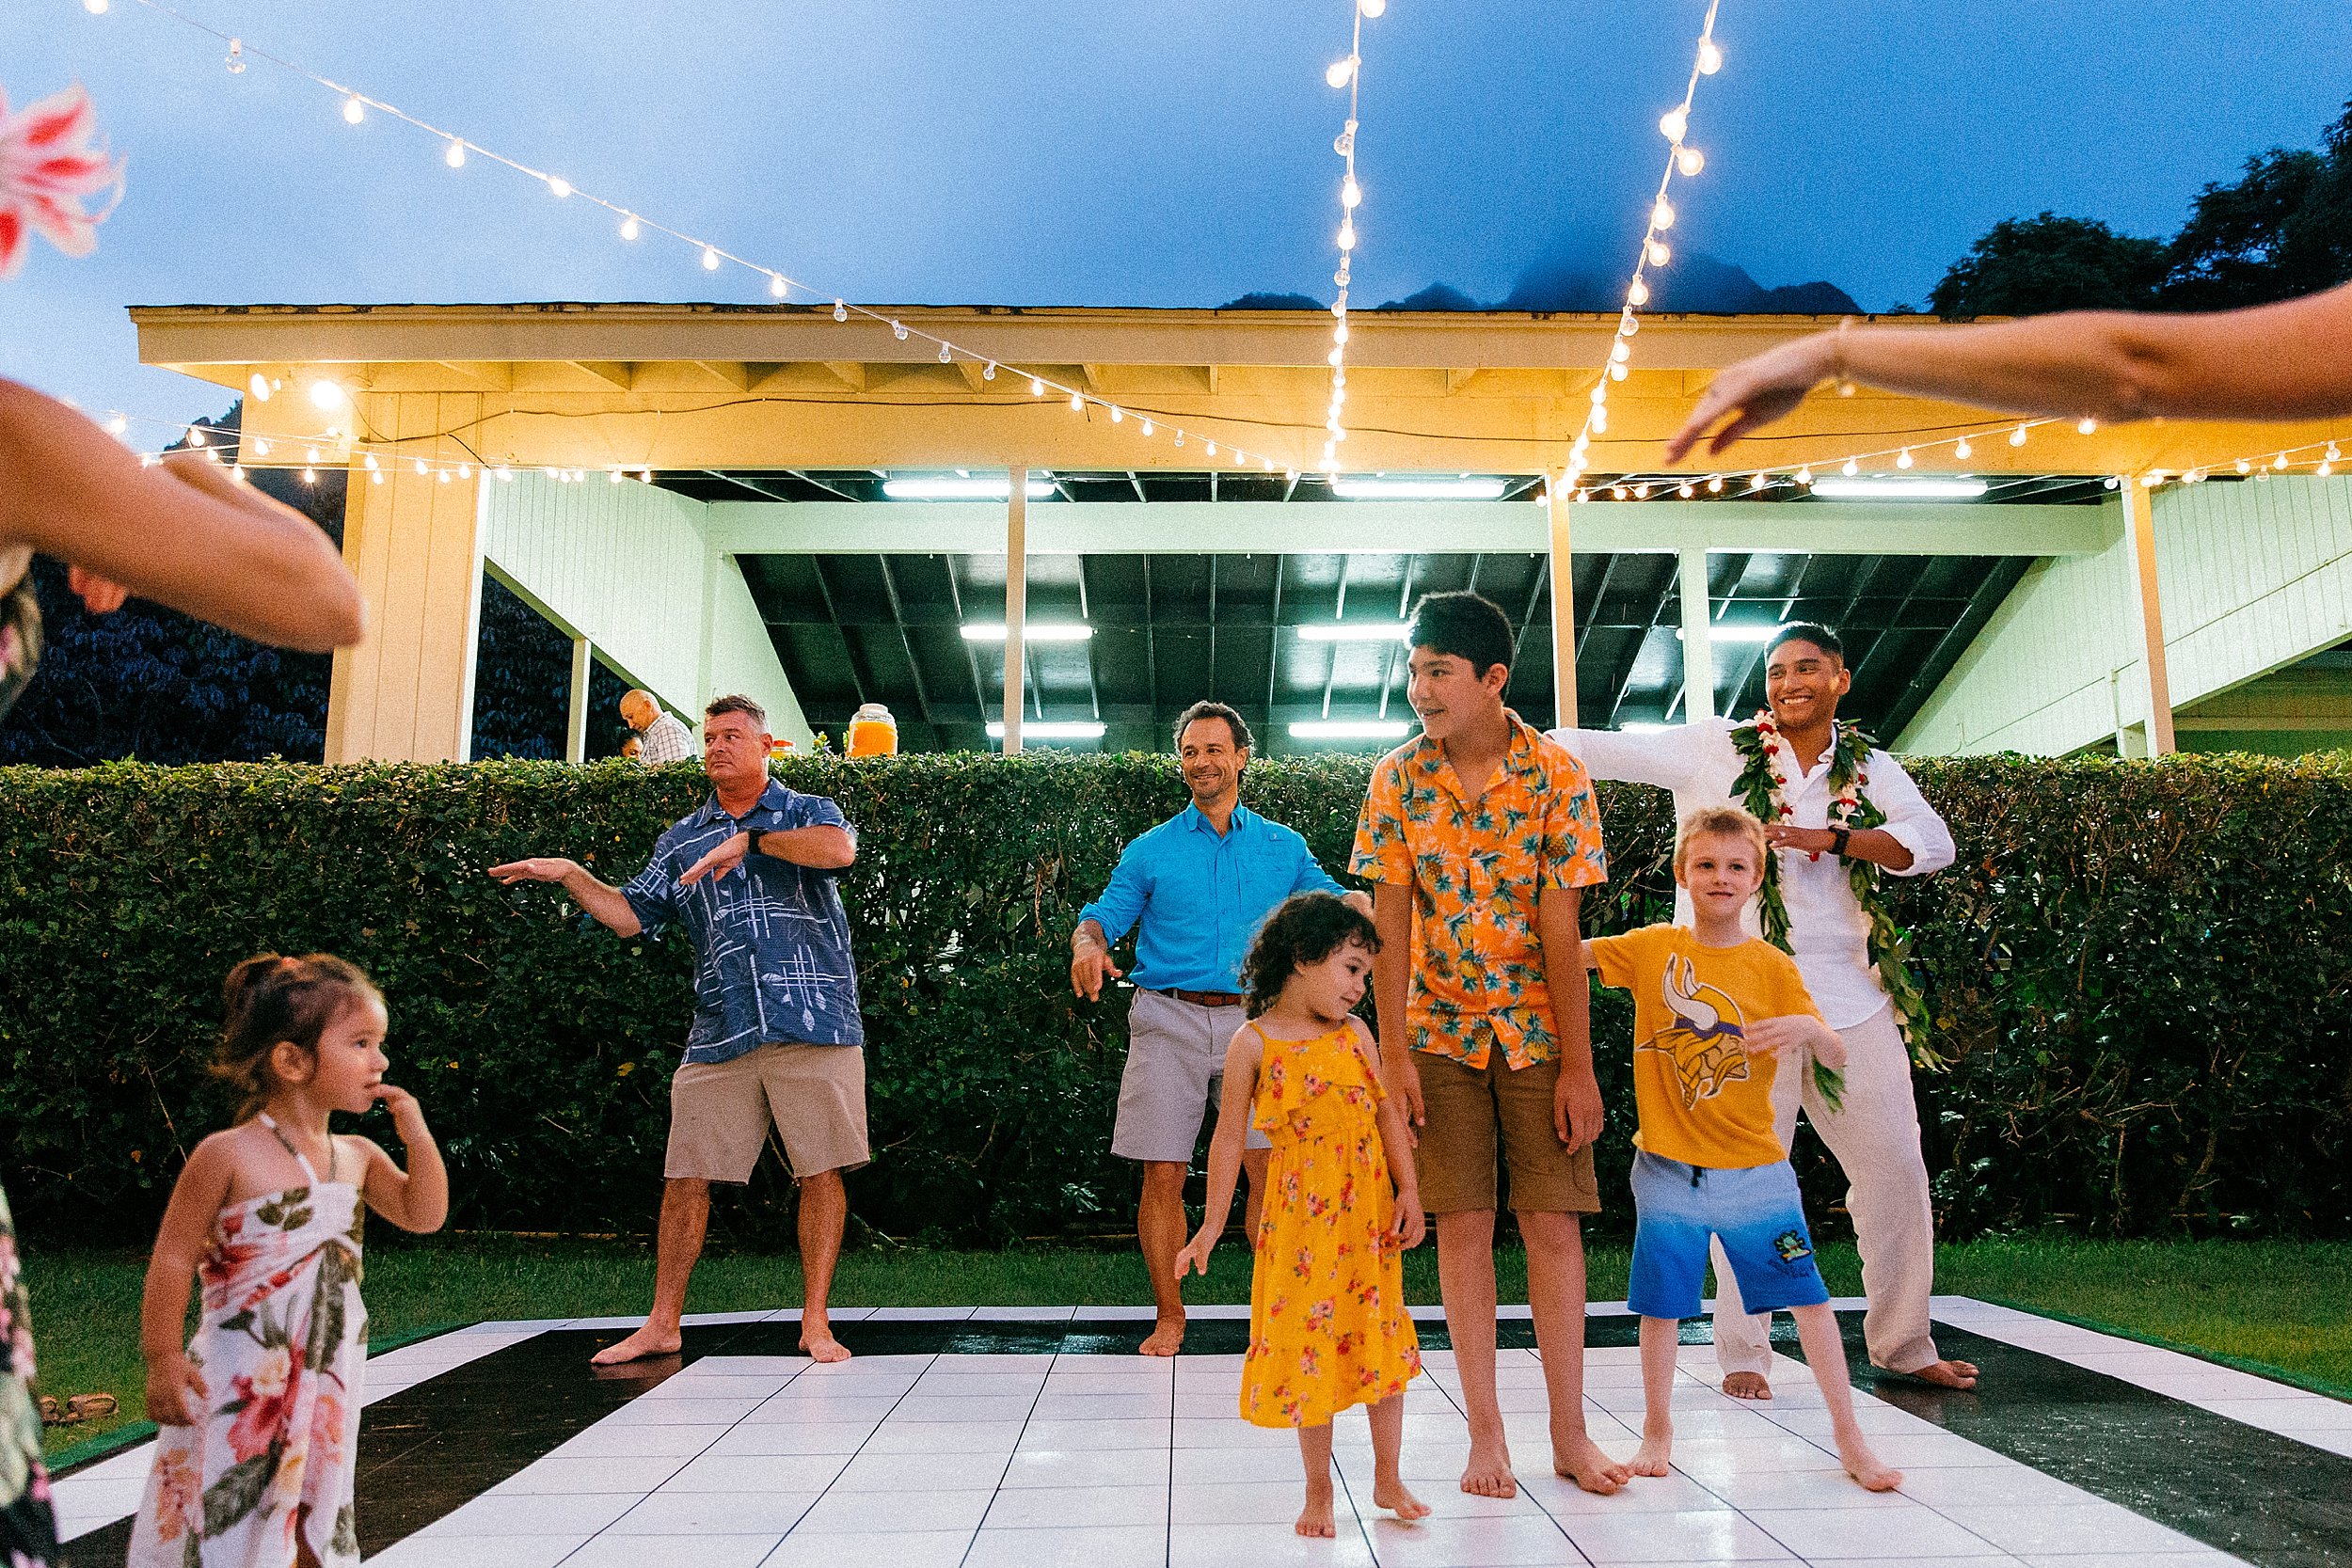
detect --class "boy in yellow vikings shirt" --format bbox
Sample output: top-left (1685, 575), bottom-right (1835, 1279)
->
top-left (1584, 806), bottom-right (1900, 1492)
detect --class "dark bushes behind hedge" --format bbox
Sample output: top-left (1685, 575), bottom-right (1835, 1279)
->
top-left (2, 752), bottom-right (2345, 1245)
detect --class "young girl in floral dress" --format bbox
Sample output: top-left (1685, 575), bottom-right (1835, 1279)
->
top-left (130, 956), bottom-right (448, 1567)
top-left (1176, 893), bottom-right (1430, 1539)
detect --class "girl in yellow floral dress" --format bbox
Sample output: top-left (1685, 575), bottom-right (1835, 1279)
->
top-left (130, 956), bottom-right (448, 1567)
top-left (1177, 893), bottom-right (1430, 1539)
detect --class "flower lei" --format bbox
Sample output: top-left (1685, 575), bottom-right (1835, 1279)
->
top-left (1729, 710), bottom-right (1943, 1076)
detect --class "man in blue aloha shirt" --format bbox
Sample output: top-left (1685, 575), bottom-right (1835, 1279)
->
top-left (492, 694), bottom-right (866, 1363)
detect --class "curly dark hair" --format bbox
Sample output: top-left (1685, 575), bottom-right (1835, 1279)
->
top-left (1241, 892), bottom-right (1381, 1017)
top-left (215, 953), bottom-right (382, 1117)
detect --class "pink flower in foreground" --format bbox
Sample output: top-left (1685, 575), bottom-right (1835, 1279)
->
top-left (0, 82), bottom-right (123, 277)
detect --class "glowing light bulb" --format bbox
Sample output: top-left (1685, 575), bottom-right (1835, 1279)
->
top-left (305, 446), bottom-right (320, 463)
top-left (362, 453), bottom-right (379, 471)
top-left (1337, 220), bottom-right (1357, 250)
top-left (1140, 419), bottom-right (1153, 436)
top-left (1205, 440), bottom-right (1217, 456)
top-left (620, 214), bottom-right (641, 241)
top-left (1590, 406), bottom-right (1608, 433)
top-left (1954, 436), bottom-right (1973, 459)
top-left (1327, 56), bottom-right (1357, 88)
top-left (84, 0), bottom-right (108, 12)
top-left (1359, 0), bottom-right (1385, 15)
top-left (1031, 377), bottom-right (1045, 396)
top-left (247, 372), bottom-right (271, 403)
top-left (609, 467), bottom-right (624, 484)
top-left (2076, 416), bottom-right (2098, 435)
top-left (1342, 177), bottom-right (1361, 209)
top-left (2274, 451), bottom-right (2289, 469)
top-left (983, 362), bottom-right (997, 380)
top-left (1676, 146), bottom-right (1705, 177)
top-left (1897, 448), bottom-right (1914, 469)
top-left (2324, 459), bottom-right (2338, 477)
top-left (1795, 466), bottom-right (1813, 486)
top-left (302, 467), bottom-right (317, 483)
top-left (2010, 425), bottom-right (2029, 448)
top-left (458, 463), bottom-right (470, 478)
top-left (251, 438), bottom-right (271, 457)
top-left (1677, 482), bottom-right (1695, 499)
top-left (444, 139), bottom-right (466, 169)
top-left (834, 300), bottom-right (849, 322)
top-left (1628, 277), bottom-right (1650, 307)
top-left (1619, 311), bottom-right (1639, 337)
top-left (413, 457), bottom-right (429, 475)
top-left (186, 426), bottom-right (207, 448)
top-left (439, 469), bottom-right (453, 485)
top-left (1750, 472), bottom-right (1767, 490)
top-left (1707, 474), bottom-right (1724, 494)
top-left (1109, 405), bottom-right (1123, 423)
top-left (1659, 107), bottom-right (1688, 143)
top-left (370, 470), bottom-right (384, 485)
top-left (891, 320), bottom-right (908, 340)
top-left (769, 274), bottom-right (788, 298)
top-left (548, 176), bottom-right (571, 198)
top-left (342, 96), bottom-right (364, 125)
top-left (1590, 384), bottom-right (1610, 405)
top-left (1697, 38), bottom-right (1724, 73)
top-left (1610, 362), bottom-right (1628, 381)
top-left (103, 415), bottom-right (128, 436)
top-left (2330, 443), bottom-right (2344, 462)
top-left (1652, 197), bottom-right (1676, 230)
top-left (1647, 239), bottom-right (1671, 267)
top-left (2235, 458), bottom-right (2252, 475)
top-left (1842, 458), bottom-right (1860, 477)
top-left (640, 469), bottom-right (654, 483)
top-left (1612, 485), bottom-right (1629, 500)
top-left (938, 341), bottom-right (953, 363)
top-left (1071, 390), bottom-right (1085, 411)
top-left (702, 245), bottom-right (721, 271)
top-left (1635, 483), bottom-right (1652, 499)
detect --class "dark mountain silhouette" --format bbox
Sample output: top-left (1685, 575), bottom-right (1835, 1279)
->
top-left (1219, 291), bottom-right (1326, 310)
top-left (1228, 240), bottom-right (1859, 317)
top-left (1375, 282), bottom-right (1480, 311)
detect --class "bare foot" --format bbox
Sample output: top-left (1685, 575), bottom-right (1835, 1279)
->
top-left (1373, 1474), bottom-right (1431, 1520)
top-left (1296, 1475), bottom-right (1338, 1538)
top-left (1898, 1358), bottom-right (1979, 1390)
top-left (1629, 1425), bottom-right (1674, 1478)
top-left (1722, 1370), bottom-right (1773, 1401)
top-left (1138, 1313), bottom-right (1185, 1357)
top-left (1460, 1433), bottom-right (1518, 1498)
top-left (800, 1329), bottom-right (853, 1363)
top-left (1839, 1436), bottom-right (1903, 1492)
top-left (1551, 1431), bottom-right (1629, 1496)
top-left (589, 1323), bottom-right (681, 1366)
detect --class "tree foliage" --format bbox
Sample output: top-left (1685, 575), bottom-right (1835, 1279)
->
top-left (0, 751), bottom-right (2344, 1248)
top-left (1932, 99), bottom-right (2352, 318)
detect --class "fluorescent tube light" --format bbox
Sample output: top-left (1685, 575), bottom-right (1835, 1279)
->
top-left (960, 623), bottom-right (1094, 642)
top-left (882, 476), bottom-right (1058, 500)
top-left (1296, 623), bottom-right (1411, 642)
top-left (1328, 477), bottom-right (1510, 500)
top-left (1807, 477), bottom-right (1989, 500)
top-left (986, 721), bottom-right (1105, 739)
top-left (1676, 625), bottom-right (1782, 643)
top-left (1289, 720), bottom-right (1414, 740)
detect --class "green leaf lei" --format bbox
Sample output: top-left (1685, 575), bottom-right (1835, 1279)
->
top-left (1729, 711), bottom-right (1944, 1082)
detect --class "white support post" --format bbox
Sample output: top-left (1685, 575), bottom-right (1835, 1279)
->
top-left (1678, 546), bottom-right (1716, 722)
top-left (1547, 476), bottom-right (1578, 728)
top-left (565, 636), bottom-right (593, 763)
top-left (2120, 477), bottom-right (2176, 755)
top-left (1003, 467), bottom-right (1027, 754)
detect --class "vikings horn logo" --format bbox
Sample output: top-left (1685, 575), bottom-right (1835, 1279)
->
top-left (1639, 955), bottom-right (1752, 1108)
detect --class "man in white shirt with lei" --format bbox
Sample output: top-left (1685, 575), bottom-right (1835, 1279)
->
top-left (1553, 623), bottom-right (1979, 1397)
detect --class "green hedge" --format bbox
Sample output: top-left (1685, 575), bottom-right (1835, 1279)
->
top-left (0, 752), bottom-right (2345, 1246)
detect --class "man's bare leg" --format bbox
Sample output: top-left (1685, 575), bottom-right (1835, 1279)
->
top-left (1521, 1210), bottom-right (1626, 1495)
top-left (1436, 1209), bottom-right (1516, 1497)
top-left (797, 1169), bottom-right (852, 1362)
top-left (591, 1177), bottom-right (707, 1365)
top-left (1137, 1160), bottom-right (1190, 1354)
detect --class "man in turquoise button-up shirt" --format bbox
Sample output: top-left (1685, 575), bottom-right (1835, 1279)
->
top-left (1072, 701), bottom-right (1370, 1354)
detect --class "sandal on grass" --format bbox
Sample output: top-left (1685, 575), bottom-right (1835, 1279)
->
top-left (68, 1392), bottom-right (119, 1421)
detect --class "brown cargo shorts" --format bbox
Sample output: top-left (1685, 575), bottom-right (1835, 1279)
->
top-left (1411, 1047), bottom-right (1600, 1215)
top-left (665, 1041), bottom-right (870, 1183)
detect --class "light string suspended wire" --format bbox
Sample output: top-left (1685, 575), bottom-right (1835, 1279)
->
top-left (1320, 0), bottom-right (1383, 475)
top-left (86, 0), bottom-right (1290, 476)
top-left (1565, 0), bottom-right (1724, 490)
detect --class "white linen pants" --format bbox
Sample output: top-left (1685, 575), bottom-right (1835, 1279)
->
top-left (1709, 1004), bottom-right (1943, 1377)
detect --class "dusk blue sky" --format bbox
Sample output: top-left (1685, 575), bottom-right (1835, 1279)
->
top-left (4, 1), bottom-right (2347, 430)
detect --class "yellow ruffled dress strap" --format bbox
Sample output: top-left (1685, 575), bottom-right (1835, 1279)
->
top-left (1250, 1021), bottom-right (1377, 1137)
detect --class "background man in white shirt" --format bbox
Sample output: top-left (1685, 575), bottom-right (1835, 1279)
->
top-left (1553, 624), bottom-right (1979, 1397)
top-left (622, 688), bottom-right (697, 765)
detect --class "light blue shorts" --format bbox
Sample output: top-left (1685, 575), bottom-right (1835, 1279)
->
top-left (1628, 1150), bottom-right (1830, 1321)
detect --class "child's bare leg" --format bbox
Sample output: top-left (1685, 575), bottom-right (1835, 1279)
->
top-left (1789, 1304), bottom-right (1902, 1492)
top-left (1295, 1421), bottom-right (1338, 1538)
top-left (1522, 1210), bottom-right (1628, 1496)
top-left (1631, 1315), bottom-right (1679, 1476)
top-left (1368, 1391), bottom-right (1430, 1519)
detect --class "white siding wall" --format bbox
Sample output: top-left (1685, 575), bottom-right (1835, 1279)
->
top-left (1899, 477), bottom-right (2352, 755)
top-left (480, 475), bottom-right (809, 749)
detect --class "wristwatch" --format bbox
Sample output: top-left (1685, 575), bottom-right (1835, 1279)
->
top-left (1829, 827), bottom-right (1851, 858)
top-left (739, 821), bottom-right (763, 853)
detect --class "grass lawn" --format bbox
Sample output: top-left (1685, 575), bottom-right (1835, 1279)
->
top-left (24, 1235), bottom-right (2348, 1458)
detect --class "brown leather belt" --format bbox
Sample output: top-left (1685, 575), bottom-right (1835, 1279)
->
top-left (1157, 987), bottom-right (1246, 1009)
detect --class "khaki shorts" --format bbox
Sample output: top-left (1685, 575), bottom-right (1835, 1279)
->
top-left (666, 1042), bottom-right (870, 1183)
top-left (1111, 990), bottom-right (1272, 1163)
top-left (1412, 1048), bottom-right (1600, 1215)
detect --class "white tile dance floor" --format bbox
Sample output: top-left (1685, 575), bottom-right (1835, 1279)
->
top-left (52, 1297), bottom-right (2352, 1566)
